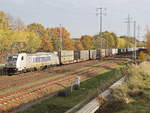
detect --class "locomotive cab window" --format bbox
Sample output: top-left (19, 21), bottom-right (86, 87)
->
top-left (21, 56), bottom-right (24, 61)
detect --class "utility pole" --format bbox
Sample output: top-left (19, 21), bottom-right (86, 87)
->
top-left (125, 14), bottom-right (132, 37)
top-left (137, 25), bottom-right (140, 40)
top-left (59, 24), bottom-right (62, 51)
top-left (133, 21), bottom-right (137, 62)
top-left (96, 7), bottom-right (106, 49)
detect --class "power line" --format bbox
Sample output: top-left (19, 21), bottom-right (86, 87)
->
top-left (125, 14), bottom-right (132, 37)
top-left (133, 20), bottom-right (137, 61)
top-left (96, 7), bottom-right (107, 49)
top-left (59, 24), bottom-right (62, 51)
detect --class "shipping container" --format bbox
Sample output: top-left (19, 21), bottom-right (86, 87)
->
top-left (112, 49), bottom-right (116, 55)
top-left (89, 50), bottom-right (97, 60)
top-left (58, 50), bottom-right (74, 64)
top-left (105, 49), bottom-right (109, 57)
top-left (108, 49), bottom-right (112, 56)
top-left (96, 50), bottom-right (101, 59)
top-left (100, 49), bottom-right (106, 58)
top-left (115, 49), bottom-right (118, 55)
top-left (80, 50), bottom-right (89, 61)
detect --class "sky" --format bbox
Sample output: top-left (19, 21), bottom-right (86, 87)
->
top-left (0, 0), bottom-right (149, 40)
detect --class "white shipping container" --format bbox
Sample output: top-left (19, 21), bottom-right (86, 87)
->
top-left (59, 50), bottom-right (74, 64)
top-left (100, 49), bottom-right (106, 57)
top-left (90, 50), bottom-right (97, 60)
top-left (80, 50), bottom-right (89, 61)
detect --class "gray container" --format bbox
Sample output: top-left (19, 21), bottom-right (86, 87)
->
top-left (96, 50), bottom-right (101, 59)
top-left (74, 51), bottom-right (80, 62)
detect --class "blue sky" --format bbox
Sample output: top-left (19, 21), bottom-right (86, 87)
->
top-left (0, 0), bottom-right (149, 40)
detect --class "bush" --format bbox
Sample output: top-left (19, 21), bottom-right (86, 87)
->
top-left (138, 51), bottom-right (148, 61)
top-left (58, 87), bottom-right (72, 97)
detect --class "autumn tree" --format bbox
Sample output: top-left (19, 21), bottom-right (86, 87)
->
top-left (12, 18), bottom-right (26, 31)
top-left (93, 32), bottom-right (119, 49)
top-left (11, 30), bottom-right (41, 53)
top-left (47, 27), bottom-right (73, 50)
top-left (80, 35), bottom-right (94, 50)
top-left (73, 40), bottom-right (84, 50)
top-left (27, 23), bottom-right (53, 51)
top-left (146, 29), bottom-right (150, 54)
top-left (47, 28), bottom-right (61, 51)
top-left (0, 11), bottom-right (11, 30)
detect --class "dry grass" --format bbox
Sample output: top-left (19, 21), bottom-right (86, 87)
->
top-left (97, 62), bottom-right (150, 113)
top-left (113, 62), bottom-right (150, 103)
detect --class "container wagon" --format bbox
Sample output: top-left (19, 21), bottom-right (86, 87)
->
top-left (80, 50), bottom-right (90, 61)
top-left (105, 49), bottom-right (109, 57)
top-left (58, 50), bottom-right (74, 64)
top-left (108, 49), bottom-right (113, 56)
top-left (100, 49), bottom-right (106, 58)
top-left (89, 50), bottom-right (97, 60)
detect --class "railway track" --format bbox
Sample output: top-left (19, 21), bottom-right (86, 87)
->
top-left (0, 59), bottom-right (126, 112)
top-left (0, 60), bottom-right (106, 91)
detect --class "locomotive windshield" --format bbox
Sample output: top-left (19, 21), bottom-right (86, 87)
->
top-left (7, 55), bottom-right (18, 61)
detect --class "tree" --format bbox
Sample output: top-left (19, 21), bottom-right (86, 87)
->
top-left (93, 32), bottom-right (119, 49)
top-left (74, 40), bottom-right (84, 50)
top-left (11, 30), bottom-right (41, 53)
top-left (47, 27), bottom-right (73, 50)
top-left (0, 29), bottom-right (13, 54)
top-left (146, 29), bottom-right (150, 54)
top-left (27, 23), bottom-right (53, 51)
top-left (47, 28), bottom-right (61, 51)
top-left (12, 17), bottom-right (26, 31)
top-left (0, 11), bottom-right (11, 30)
top-left (80, 35), bottom-right (94, 50)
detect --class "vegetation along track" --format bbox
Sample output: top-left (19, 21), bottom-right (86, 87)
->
top-left (0, 58), bottom-right (128, 112)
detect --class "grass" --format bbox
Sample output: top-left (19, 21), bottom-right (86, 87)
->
top-left (18, 66), bottom-right (125, 113)
top-left (96, 89), bottom-right (150, 113)
top-left (97, 62), bottom-right (150, 113)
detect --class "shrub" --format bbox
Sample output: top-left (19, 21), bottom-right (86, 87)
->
top-left (138, 51), bottom-right (148, 61)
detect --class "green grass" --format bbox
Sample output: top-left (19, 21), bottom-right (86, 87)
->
top-left (18, 66), bottom-right (125, 113)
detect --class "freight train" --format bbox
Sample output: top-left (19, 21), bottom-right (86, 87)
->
top-left (4, 47), bottom-right (145, 74)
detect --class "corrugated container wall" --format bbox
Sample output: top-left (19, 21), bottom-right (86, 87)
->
top-left (100, 49), bottom-right (106, 57)
top-left (80, 50), bottom-right (89, 61)
top-left (90, 50), bottom-right (97, 60)
top-left (58, 50), bottom-right (74, 64)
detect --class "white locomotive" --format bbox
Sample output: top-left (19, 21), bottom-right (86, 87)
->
top-left (5, 52), bottom-right (59, 73)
